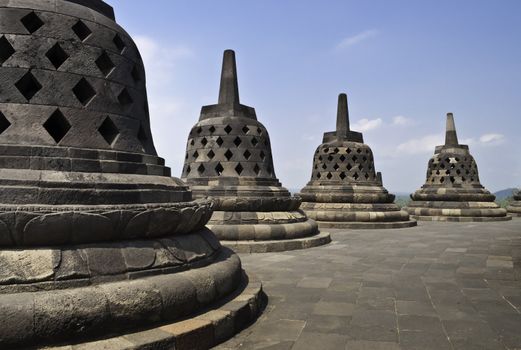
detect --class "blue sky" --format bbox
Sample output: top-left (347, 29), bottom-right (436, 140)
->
top-left (108, 0), bottom-right (521, 193)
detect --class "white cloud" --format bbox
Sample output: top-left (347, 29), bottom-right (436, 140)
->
top-left (396, 134), bottom-right (443, 155)
top-left (392, 115), bottom-right (412, 126)
top-left (336, 29), bottom-right (378, 50)
top-left (352, 118), bottom-right (383, 132)
top-left (479, 133), bottom-right (505, 145)
top-left (134, 35), bottom-right (193, 88)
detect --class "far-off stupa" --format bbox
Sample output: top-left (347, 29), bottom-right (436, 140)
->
top-left (406, 113), bottom-right (510, 222)
top-left (181, 50), bottom-right (330, 252)
top-left (0, 1), bottom-right (262, 348)
top-left (298, 94), bottom-right (416, 228)
top-left (507, 191), bottom-right (521, 216)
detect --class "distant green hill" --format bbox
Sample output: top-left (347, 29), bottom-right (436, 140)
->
top-left (494, 188), bottom-right (517, 201)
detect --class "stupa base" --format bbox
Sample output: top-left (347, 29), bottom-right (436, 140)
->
top-left (315, 220), bottom-right (417, 229)
top-left (46, 271), bottom-right (264, 350)
top-left (221, 231), bottom-right (332, 253)
top-left (406, 201), bottom-right (511, 222)
top-left (507, 200), bottom-right (521, 217)
top-left (410, 215), bottom-right (512, 222)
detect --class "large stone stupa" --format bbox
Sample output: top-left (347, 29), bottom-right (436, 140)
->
top-left (298, 94), bottom-right (416, 229)
top-left (181, 50), bottom-right (330, 253)
top-left (406, 113), bottom-right (511, 222)
top-left (0, 1), bottom-right (262, 348)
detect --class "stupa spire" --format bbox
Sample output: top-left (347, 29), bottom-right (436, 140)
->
top-left (336, 93), bottom-right (350, 139)
top-left (218, 50), bottom-right (240, 105)
top-left (445, 113), bottom-right (459, 146)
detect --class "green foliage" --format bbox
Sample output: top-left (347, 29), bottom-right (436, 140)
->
top-left (395, 196), bottom-right (411, 209)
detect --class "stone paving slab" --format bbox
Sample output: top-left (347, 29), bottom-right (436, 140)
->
top-left (216, 219), bottom-right (521, 349)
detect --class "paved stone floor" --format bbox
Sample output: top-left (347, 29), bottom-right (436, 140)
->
top-left (216, 219), bottom-right (521, 350)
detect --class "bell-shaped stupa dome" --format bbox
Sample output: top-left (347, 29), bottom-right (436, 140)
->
top-left (182, 50), bottom-right (330, 252)
top-left (405, 113), bottom-right (511, 221)
top-left (298, 94), bottom-right (416, 228)
top-left (0, 1), bottom-right (261, 347)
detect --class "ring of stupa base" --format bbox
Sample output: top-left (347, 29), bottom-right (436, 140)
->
top-left (411, 188), bottom-right (496, 202)
top-left (0, 200), bottom-right (213, 247)
top-left (405, 203), bottom-right (511, 221)
top-left (0, 236), bottom-right (245, 348)
top-left (298, 189), bottom-right (396, 204)
top-left (207, 215), bottom-right (319, 241)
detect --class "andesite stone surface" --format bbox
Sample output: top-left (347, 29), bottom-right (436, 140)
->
top-left (0, 1), bottom-right (260, 347)
top-left (298, 93), bottom-right (416, 229)
top-left (507, 190), bottom-right (521, 216)
top-left (405, 113), bottom-right (511, 222)
top-left (181, 50), bottom-right (330, 252)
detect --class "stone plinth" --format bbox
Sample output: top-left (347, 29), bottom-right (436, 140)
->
top-left (507, 190), bottom-right (521, 216)
top-left (298, 94), bottom-right (416, 229)
top-left (0, 1), bottom-right (260, 347)
top-left (182, 50), bottom-right (330, 252)
top-left (405, 113), bottom-right (511, 222)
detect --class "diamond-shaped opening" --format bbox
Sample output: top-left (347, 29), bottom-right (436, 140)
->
top-left (353, 172), bottom-right (359, 180)
top-left (0, 36), bottom-right (15, 65)
top-left (440, 177), bottom-right (445, 183)
top-left (98, 117), bottom-right (119, 146)
top-left (46, 43), bottom-right (69, 69)
top-left (316, 172), bottom-right (321, 179)
top-left (21, 12), bottom-right (44, 34)
top-left (233, 136), bottom-right (242, 147)
top-left (224, 125), bottom-right (233, 134)
top-left (197, 164), bottom-right (205, 175)
top-left (0, 111), bottom-right (12, 134)
top-left (196, 127), bottom-right (203, 134)
top-left (44, 109), bottom-right (71, 144)
top-left (254, 164), bottom-right (261, 175)
top-left (224, 149), bottom-right (233, 161)
top-left (357, 148), bottom-right (362, 153)
top-left (242, 126), bottom-right (249, 134)
top-left (72, 20), bottom-right (92, 41)
top-left (118, 88), bottom-right (133, 106)
top-left (318, 156), bottom-right (323, 161)
top-left (207, 150), bottom-right (215, 159)
top-left (243, 150), bottom-right (251, 160)
top-left (137, 124), bottom-right (148, 144)
top-left (339, 155), bottom-right (346, 162)
top-left (209, 126), bottom-right (216, 134)
top-left (450, 176), bottom-right (456, 183)
top-left (251, 137), bottom-right (258, 146)
top-left (190, 139), bottom-right (195, 146)
top-left (347, 163), bottom-right (353, 171)
top-left (352, 155), bottom-right (358, 162)
top-left (215, 163), bottom-right (224, 176)
top-left (185, 153), bottom-right (189, 160)
top-left (193, 150), bottom-right (199, 159)
top-left (326, 172), bottom-right (333, 179)
top-left (322, 164), bottom-right (327, 170)
top-left (113, 34), bottom-right (126, 53)
top-left (185, 165), bottom-right (191, 174)
top-left (131, 64), bottom-right (141, 82)
top-left (327, 155), bottom-right (333, 162)
top-left (339, 172), bottom-right (347, 180)
top-left (201, 137), bottom-right (208, 146)
top-left (216, 137), bottom-right (224, 147)
top-left (72, 78), bottom-right (96, 106)
top-left (235, 163), bottom-right (244, 175)
top-left (257, 127), bottom-right (262, 135)
top-left (346, 148), bottom-right (352, 154)
top-left (334, 148), bottom-right (339, 153)
top-left (333, 163), bottom-right (340, 170)
top-left (260, 151), bottom-right (266, 160)
top-left (95, 51), bottom-right (115, 77)
top-left (358, 164), bottom-right (363, 171)
top-left (15, 71), bottom-right (42, 101)
top-left (324, 148), bottom-right (329, 153)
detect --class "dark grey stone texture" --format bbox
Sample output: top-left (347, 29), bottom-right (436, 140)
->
top-left (405, 113), bottom-right (511, 222)
top-left (181, 50), bottom-right (329, 251)
top-left (218, 219), bottom-right (521, 350)
top-left (507, 190), bottom-right (521, 216)
top-left (0, 1), bottom-right (257, 347)
top-left (298, 94), bottom-right (416, 229)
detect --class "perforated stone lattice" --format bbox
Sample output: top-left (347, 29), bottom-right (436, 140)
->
top-left (426, 153), bottom-right (480, 185)
top-left (311, 144), bottom-right (378, 183)
top-left (182, 123), bottom-right (275, 178)
top-left (0, 7), bottom-right (154, 153)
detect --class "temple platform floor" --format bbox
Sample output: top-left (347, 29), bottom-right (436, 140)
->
top-left (217, 219), bottom-right (521, 350)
